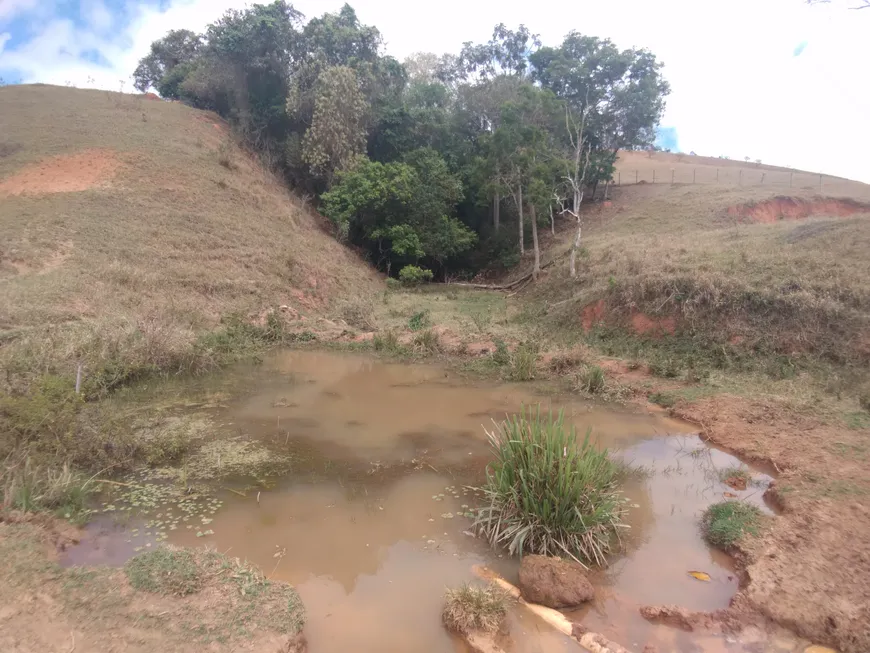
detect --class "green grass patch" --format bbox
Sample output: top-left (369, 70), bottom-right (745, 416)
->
top-left (701, 501), bottom-right (762, 548)
top-left (408, 310), bottom-right (431, 332)
top-left (474, 407), bottom-right (626, 565)
top-left (125, 547), bottom-right (203, 596)
top-left (442, 583), bottom-right (510, 635)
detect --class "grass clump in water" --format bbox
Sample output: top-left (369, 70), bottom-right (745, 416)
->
top-left (577, 365), bottom-right (606, 394)
top-left (474, 407), bottom-right (626, 565)
top-left (125, 547), bottom-right (203, 596)
top-left (442, 583), bottom-right (510, 635)
top-left (701, 501), bottom-right (762, 548)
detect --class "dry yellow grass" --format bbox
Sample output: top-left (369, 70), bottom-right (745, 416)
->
top-left (614, 149), bottom-right (866, 193)
top-left (524, 162), bottom-right (870, 373)
top-left (0, 85), bottom-right (380, 389)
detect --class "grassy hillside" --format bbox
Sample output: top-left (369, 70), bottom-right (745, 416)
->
top-left (0, 85), bottom-right (379, 394)
top-left (523, 155), bottom-right (870, 384)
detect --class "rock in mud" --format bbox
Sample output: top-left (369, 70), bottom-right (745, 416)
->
top-left (277, 632), bottom-right (307, 653)
top-left (518, 554), bottom-right (594, 608)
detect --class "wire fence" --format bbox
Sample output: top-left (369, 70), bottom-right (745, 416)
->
top-left (615, 167), bottom-right (831, 190)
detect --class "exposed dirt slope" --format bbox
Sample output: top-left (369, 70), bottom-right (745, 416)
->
top-left (0, 85), bottom-right (379, 384)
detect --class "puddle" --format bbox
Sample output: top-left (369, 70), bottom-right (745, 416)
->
top-left (64, 351), bottom-right (775, 652)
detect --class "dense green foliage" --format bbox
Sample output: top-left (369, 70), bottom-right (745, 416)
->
top-left (473, 407), bottom-right (626, 565)
top-left (135, 1), bottom-right (669, 278)
top-left (702, 501), bottom-right (763, 549)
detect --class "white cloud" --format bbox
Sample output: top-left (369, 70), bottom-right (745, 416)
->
top-left (81, 0), bottom-right (114, 33)
top-left (0, 0), bottom-right (867, 182)
top-left (0, 0), bottom-right (40, 21)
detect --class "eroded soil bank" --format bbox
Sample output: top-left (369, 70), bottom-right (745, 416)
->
top-left (46, 351), bottom-right (813, 653)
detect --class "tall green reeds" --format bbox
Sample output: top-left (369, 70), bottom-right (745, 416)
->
top-left (473, 407), bottom-right (626, 566)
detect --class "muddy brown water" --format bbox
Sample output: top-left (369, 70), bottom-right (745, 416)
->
top-left (64, 351), bottom-right (775, 653)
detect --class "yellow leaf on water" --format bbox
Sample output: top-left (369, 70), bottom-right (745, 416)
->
top-left (688, 571), bottom-right (711, 582)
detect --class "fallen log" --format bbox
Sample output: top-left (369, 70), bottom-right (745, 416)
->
top-left (472, 565), bottom-right (632, 653)
top-left (448, 260), bottom-right (556, 291)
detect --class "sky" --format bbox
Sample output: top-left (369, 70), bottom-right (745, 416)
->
top-left (0, 0), bottom-right (867, 182)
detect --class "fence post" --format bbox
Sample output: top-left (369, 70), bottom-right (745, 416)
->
top-left (693, 168), bottom-right (696, 184)
top-left (819, 173), bottom-right (823, 191)
top-left (671, 169), bottom-right (675, 185)
top-left (716, 168), bottom-right (719, 183)
top-left (635, 170), bottom-right (638, 184)
top-left (618, 171), bottom-right (621, 186)
top-left (761, 172), bottom-right (765, 185)
top-left (790, 172), bottom-right (793, 187)
top-left (739, 169), bottom-right (742, 186)
top-left (653, 169), bottom-right (656, 183)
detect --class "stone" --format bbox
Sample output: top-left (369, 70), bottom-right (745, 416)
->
top-left (517, 554), bottom-right (594, 609)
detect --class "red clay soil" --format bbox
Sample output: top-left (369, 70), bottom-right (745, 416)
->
top-left (670, 396), bottom-right (870, 653)
top-left (581, 300), bottom-right (676, 337)
top-left (726, 196), bottom-right (870, 224)
top-left (0, 149), bottom-right (121, 196)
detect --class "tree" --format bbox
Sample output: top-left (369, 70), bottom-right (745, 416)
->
top-left (531, 34), bottom-right (669, 206)
top-left (490, 85), bottom-right (564, 275)
top-left (133, 30), bottom-right (202, 93)
top-left (321, 151), bottom-right (475, 273)
top-left (300, 66), bottom-right (369, 183)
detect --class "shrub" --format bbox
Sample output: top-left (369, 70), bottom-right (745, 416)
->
top-left (412, 329), bottom-right (440, 354)
top-left (398, 265), bottom-right (434, 286)
top-left (474, 407), bottom-right (626, 565)
top-left (337, 298), bottom-right (376, 331)
top-left (372, 330), bottom-right (401, 353)
top-left (649, 392), bottom-right (677, 408)
top-left (492, 340), bottom-right (510, 367)
top-left (1, 457), bottom-right (93, 521)
top-left (859, 389), bottom-right (870, 413)
top-left (408, 310), bottom-right (430, 332)
top-left (701, 501), bottom-right (762, 548)
top-left (578, 365), bottom-right (606, 394)
top-left (548, 351), bottom-right (584, 374)
top-left (508, 343), bottom-right (537, 381)
top-left (648, 356), bottom-right (681, 378)
top-left (442, 583), bottom-right (510, 635)
top-left (125, 547), bottom-right (203, 596)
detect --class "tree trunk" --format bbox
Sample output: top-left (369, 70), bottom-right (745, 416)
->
top-left (549, 204), bottom-right (555, 235)
top-left (569, 220), bottom-right (582, 278)
top-left (493, 192), bottom-right (500, 230)
top-left (530, 204), bottom-right (540, 279)
top-left (517, 184), bottom-right (524, 255)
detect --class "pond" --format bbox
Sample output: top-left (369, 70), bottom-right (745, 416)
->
top-left (64, 351), bottom-right (774, 653)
